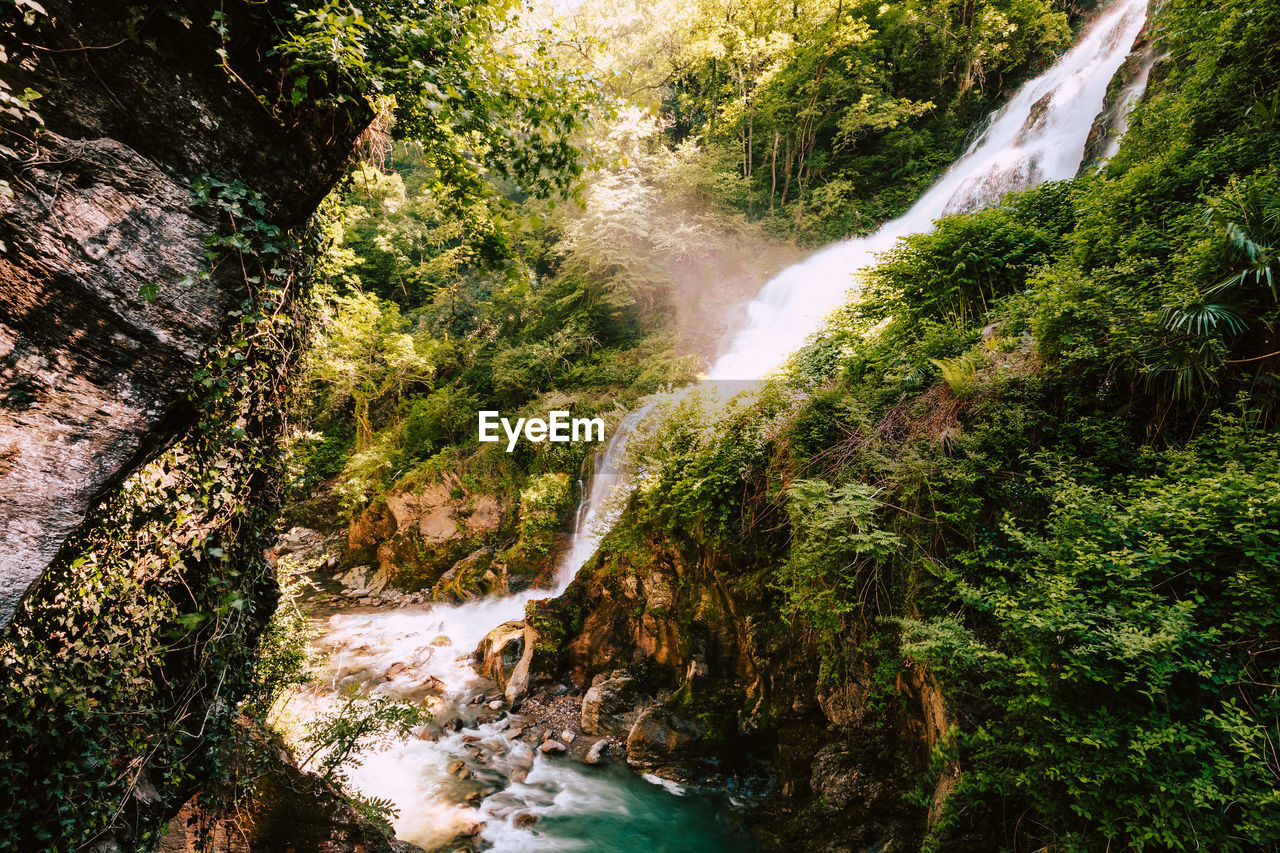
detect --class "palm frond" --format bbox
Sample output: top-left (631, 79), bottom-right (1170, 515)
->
top-left (1161, 302), bottom-right (1249, 337)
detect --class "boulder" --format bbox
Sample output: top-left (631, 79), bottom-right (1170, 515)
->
top-left (347, 502), bottom-right (397, 553)
top-left (539, 740), bottom-right (567, 756)
top-left (580, 671), bottom-right (641, 735)
top-left (583, 739), bottom-right (609, 765)
top-left (501, 624), bottom-right (540, 706)
top-left (433, 546), bottom-right (501, 602)
top-left (624, 706), bottom-right (698, 772)
top-left (475, 621), bottom-right (526, 689)
top-left (809, 744), bottom-right (884, 816)
top-left (276, 526), bottom-right (327, 559)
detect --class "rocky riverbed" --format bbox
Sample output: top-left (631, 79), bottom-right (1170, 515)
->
top-left (270, 525), bottom-right (759, 852)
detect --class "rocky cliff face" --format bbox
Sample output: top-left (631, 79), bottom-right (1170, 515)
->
top-left (480, 536), bottom-right (956, 852)
top-left (0, 0), bottom-right (370, 624)
top-left (1080, 21), bottom-right (1168, 171)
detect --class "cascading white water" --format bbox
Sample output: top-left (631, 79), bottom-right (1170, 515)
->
top-left (293, 2), bottom-right (1150, 849)
top-left (284, 408), bottom-right (671, 851)
top-left (710, 0), bottom-right (1149, 381)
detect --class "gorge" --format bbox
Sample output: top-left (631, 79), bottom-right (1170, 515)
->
top-left (2, 0), bottom-right (1278, 851)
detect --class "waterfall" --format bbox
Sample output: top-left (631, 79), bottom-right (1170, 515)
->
top-left (710, 0), bottom-right (1150, 382)
top-left (297, 2), bottom-right (1151, 847)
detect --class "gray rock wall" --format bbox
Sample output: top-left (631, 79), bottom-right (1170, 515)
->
top-left (0, 0), bottom-right (371, 623)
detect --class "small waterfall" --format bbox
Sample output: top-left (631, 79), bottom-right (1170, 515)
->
top-left (549, 404), bottom-right (656, 592)
top-left (297, 2), bottom-right (1152, 847)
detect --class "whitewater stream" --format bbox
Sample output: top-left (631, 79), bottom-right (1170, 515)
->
top-left (288, 1), bottom-right (1150, 849)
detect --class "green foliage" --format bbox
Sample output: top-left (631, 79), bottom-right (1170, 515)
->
top-left (862, 188), bottom-right (1069, 326)
top-left (0, 175), bottom-right (312, 850)
top-left (297, 112), bottom-right (769, 528)
top-left (296, 689), bottom-right (429, 786)
top-left (904, 411), bottom-right (1280, 851)
top-left (307, 287), bottom-right (437, 450)
top-left (274, 0), bottom-right (598, 203)
top-left (779, 479), bottom-right (901, 659)
top-left (564, 0), bottom-right (1077, 240)
top-left (929, 350), bottom-right (983, 398)
top-left (1202, 180), bottom-right (1280, 302)
top-left (243, 558), bottom-right (316, 719)
top-left (629, 387), bottom-right (789, 546)
top-left (594, 0), bottom-right (1280, 848)
top-left (517, 472), bottom-right (574, 555)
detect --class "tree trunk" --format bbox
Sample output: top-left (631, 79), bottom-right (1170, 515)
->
top-left (770, 129), bottom-right (780, 213)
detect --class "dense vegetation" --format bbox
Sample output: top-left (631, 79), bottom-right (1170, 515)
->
top-left (0, 0), bottom-right (589, 848)
top-left (613, 0), bottom-right (1280, 848)
top-left (293, 0), bottom-right (1101, 566)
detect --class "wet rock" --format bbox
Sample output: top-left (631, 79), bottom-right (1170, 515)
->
top-left (1080, 25), bottom-right (1166, 172)
top-left (560, 730), bottom-right (575, 743)
top-left (539, 740), bottom-right (567, 756)
top-left (584, 740), bottom-right (609, 765)
top-left (0, 0), bottom-right (372, 629)
top-left (498, 624), bottom-right (539, 706)
top-left (488, 700), bottom-right (504, 711)
top-left (509, 744), bottom-right (535, 771)
top-left (434, 546), bottom-right (503, 602)
top-left (431, 635), bottom-right (453, 647)
top-left (1016, 91), bottom-right (1054, 144)
top-left (336, 564), bottom-right (393, 598)
top-left (277, 526), bottom-right (327, 559)
top-left (513, 812), bottom-right (538, 829)
top-left (809, 745), bottom-right (883, 816)
top-left (580, 672), bottom-right (641, 735)
top-left (625, 706), bottom-right (698, 772)
top-left (447, 759), bottom-right (466, 776)
top-left (509, 768), bottom-right (528, 784)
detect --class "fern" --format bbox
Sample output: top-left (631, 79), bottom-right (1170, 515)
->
top-left (929, 351), bottom-right (984, 398)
